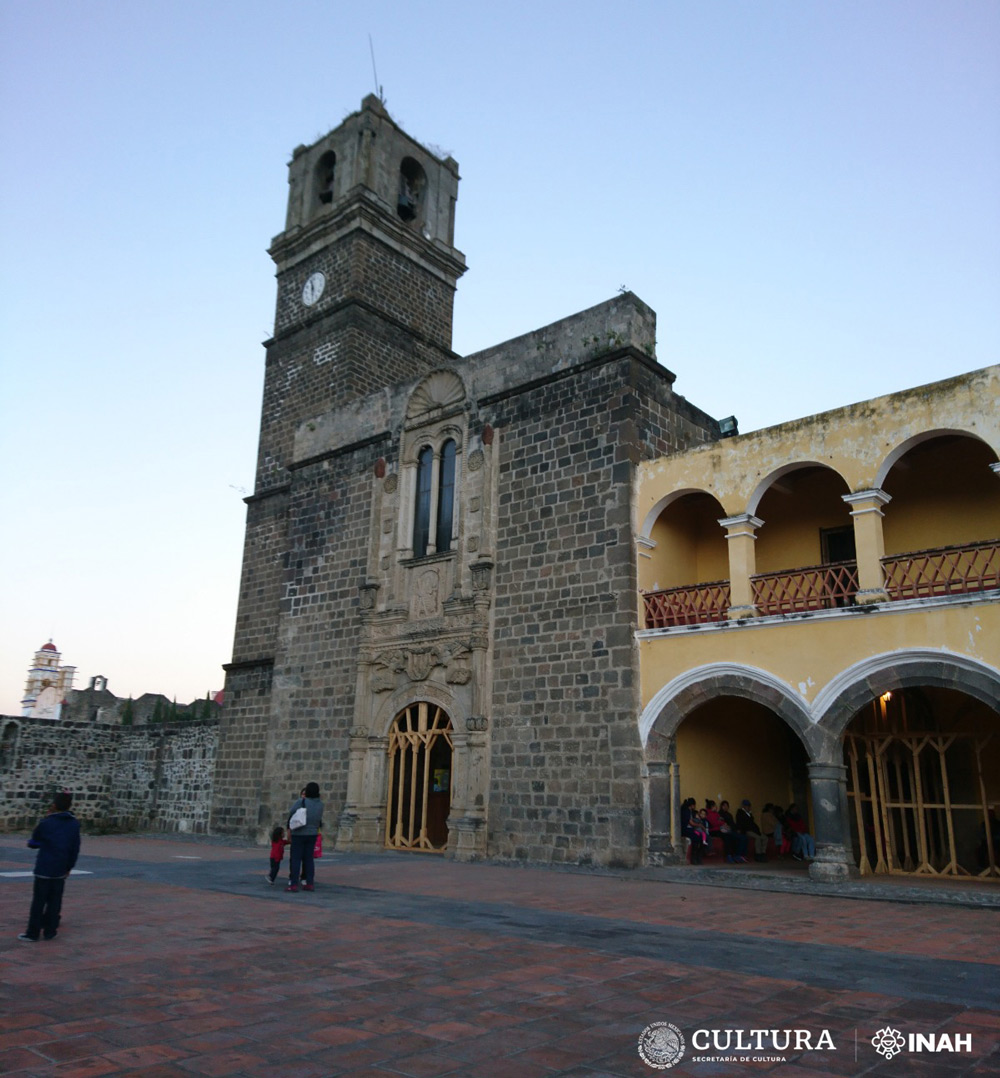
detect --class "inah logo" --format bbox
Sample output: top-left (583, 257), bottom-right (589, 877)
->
top-left (638, 1022), bottom-right (686, 1070)
top-left (872, 1027), bottom-right (906, 1059)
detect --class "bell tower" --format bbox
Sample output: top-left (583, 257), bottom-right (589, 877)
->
top-left (250, 93), bottom-right (466, 493)
top-left (270, 95), bottom-right (463, 417)
top-left (215, 98), bottom-right (466, 836)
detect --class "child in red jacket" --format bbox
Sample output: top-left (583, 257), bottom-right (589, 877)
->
top-left (266, 826), bottom-right (289, 885)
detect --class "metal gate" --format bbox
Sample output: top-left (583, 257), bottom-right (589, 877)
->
top-left (385, 702), bottom-right (453, 852)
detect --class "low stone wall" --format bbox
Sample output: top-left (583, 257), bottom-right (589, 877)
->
top-left (0, 714), bottom-right (218, 833)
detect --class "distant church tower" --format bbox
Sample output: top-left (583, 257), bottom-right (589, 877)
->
top-left (21, 641), bottom-right (76, 719)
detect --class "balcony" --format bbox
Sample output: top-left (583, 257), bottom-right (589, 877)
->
top-left (641, 540), bottom-right (999, 629)
top-left (643, 581), bottom-right (730, 628)
top-left (752, 560), bottom-right (859, 616)
top-left (882, 539), bottom-right (999, 601)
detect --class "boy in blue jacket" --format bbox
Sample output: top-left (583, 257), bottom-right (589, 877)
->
top-left (19, 790), bottom-right (81, 942)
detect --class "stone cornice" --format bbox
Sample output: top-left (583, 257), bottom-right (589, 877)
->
top-left (269, 189), bottom-right (466, 284)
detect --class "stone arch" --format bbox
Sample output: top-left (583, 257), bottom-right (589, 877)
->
top-left (875, 428), bottom-right (999, 489)
top-left (747, 460), bottom-right (851, 517)
top-left (372, 677), bottom-right (459, 739)
top-left (314, 150), bottom-right (336, 206)
top-left (397, 156), bottom-right (427, 223)
top-left (814, 649), bottom-right (1000, 743)
top-left (407, 422), bottom-right (464, 464)
top-left (640, 662), bottom-right (831, 761)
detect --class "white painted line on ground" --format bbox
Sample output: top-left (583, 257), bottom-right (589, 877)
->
top-left (0, 870), bottom-right (93, 878)
top-left (172, 855), bottom-right (202, 859)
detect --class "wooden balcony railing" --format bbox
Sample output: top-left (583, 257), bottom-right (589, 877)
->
top-left (882, 539), bottom-right (999, 601)
top-left (642, 540), bottom-right (998, 629)
top-left (643, 580), bottom-right (730, 628)
top-left (752, 560), bottom-right (859, 616)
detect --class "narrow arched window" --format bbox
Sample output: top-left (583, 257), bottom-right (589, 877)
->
top-left (413, 446), bottom-right (433, 558)
top-left (436, 440), bottom-right (456, 553)
top-left (316, 151), bottom-right (336, 205)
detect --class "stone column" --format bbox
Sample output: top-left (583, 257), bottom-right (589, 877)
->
top-left (719, 514), bottom-right (763, 619)
top-left (807, 761), bottom-right (853, 882)
top-left (646, 761), bottom-right (671, 864)
top-left (336, 728), bottom-right (371, 850)
top-left (842, 489), bottom-right (891, 604)
top-left (448, 717), bottom-right (489, 860)
top-left (337, 733), bottom-right (389, 851)
top-left (427, 449), bottom-right (441, 554)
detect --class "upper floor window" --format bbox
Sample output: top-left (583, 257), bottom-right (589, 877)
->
top-left (436, 440), bottom-right (456, 552)
top-left (414, 446), bottom-right (434, 558)
top-left (412, 439), bottom-right (457, 558)
top-left (403, 370), bottom-right (466, 560)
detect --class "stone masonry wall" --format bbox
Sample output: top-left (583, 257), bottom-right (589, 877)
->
top-left (0, 715), bottom-right (217, 833)
top-left (251, 438), bottom-right (386, 838)
top-left (482, 351), bottom-right (718, 867)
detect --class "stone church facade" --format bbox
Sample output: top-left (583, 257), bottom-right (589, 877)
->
top-left (211, 95), bottom-right (724, 865)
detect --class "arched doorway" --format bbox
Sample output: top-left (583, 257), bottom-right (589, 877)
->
top-left (844, 686), bottom-right (1000, 878)
top-left (385, 702), bottom-right (453, 852)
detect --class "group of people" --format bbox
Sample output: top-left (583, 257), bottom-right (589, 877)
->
top-left (18, 781), bottom-right (327, 943)
top-left (681, 796), bottom-right (815, 865)
top-left (268, 781), bottom-right (324, 892)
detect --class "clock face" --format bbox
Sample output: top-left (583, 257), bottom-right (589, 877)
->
top-left (302, 271), bottom-right (326, 306)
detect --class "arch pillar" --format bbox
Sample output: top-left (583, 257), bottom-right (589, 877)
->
top-left (718, 514), bottom-right (763, 618)
top-left (842, 489), bottom-right (891, 604)
top-left (646, 758), bottom-right (684, 864)
top-left (807, 759), bottom-right (854, 882)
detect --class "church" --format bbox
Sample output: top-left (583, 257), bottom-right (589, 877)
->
top-left (212, 95), bottom-right (999, 881)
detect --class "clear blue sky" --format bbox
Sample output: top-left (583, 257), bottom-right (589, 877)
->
top-left (2, 0), bottom-right (998, 713)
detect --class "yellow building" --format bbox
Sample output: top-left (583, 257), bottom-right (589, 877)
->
top-left (636, 365), bottom-right (1000, 882)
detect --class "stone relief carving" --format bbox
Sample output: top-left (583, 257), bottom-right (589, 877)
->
top-left (414, 569), bottom-right (439, 618)
top-left (406, 370), bottom-right (466, 420)
top-left (467, 449), bottom-right (484, 472)
top-left (446, 662), bottom-right (471, 685)
top-left (383, 474), bottom-right (398, 494)
top-left (470, 559), bottom-right (493, 592)
top-left (406, 649), bottom-right (437, 682)
top-left (368, 639), bottom-right (475, 690)
top-left (371, 668), bottom-right (397, 693)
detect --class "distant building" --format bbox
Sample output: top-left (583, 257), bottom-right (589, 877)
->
top-left (20, 641), bottom-right (75, 720)
top-left (15, 643), bottom-right (219, 726)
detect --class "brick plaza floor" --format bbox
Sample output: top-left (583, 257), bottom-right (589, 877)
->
top-left (1, 835), bottom-right (998, 1077)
